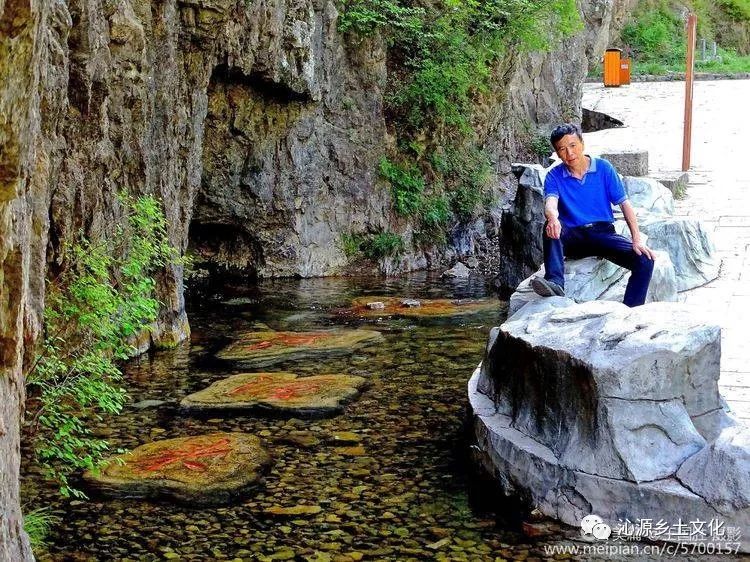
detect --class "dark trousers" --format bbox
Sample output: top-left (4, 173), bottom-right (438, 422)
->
top-left (543, 222), bottom-right (655, 307)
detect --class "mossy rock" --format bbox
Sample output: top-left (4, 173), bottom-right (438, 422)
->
top-left (181, 373), bottom-right (368, 417)
top-left (83, 432), bottom-right (271, 505)
top-left (347, 296), bottom-right (498, 317)
top-left (215, 329), bottom-right (382, 367)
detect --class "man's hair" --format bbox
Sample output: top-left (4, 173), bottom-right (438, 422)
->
top-left (550, 123), bottom-right (583, 148)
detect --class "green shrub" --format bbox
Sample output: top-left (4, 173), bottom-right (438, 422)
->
top-left (361, 231), bottom-right (405, 259)
top-left (617, 0), bottom-right (750, 71)
top-left (338, 0), bottom-right (424, 37)
top-left (529, 133), bottom-right (552, 160)
top-left (340, 0), bottom-right (580, 246)
top-left (26, 195), bottom-right (179, 498)
top-left (340, 233), bottom-right (365, 258)
top-left (420, 194), bottom-right (451, 228)
top-left (718, 0), bottom-right (750, 21)
top-left (622, 7), bottom-right (684, 64)
top-left (379, 157), bottom-right (425, 216)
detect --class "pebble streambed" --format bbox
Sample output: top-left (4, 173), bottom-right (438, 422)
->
top-left (22, 273), bottom-right (584, 562)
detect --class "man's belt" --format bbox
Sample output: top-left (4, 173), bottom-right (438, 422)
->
top-left (576, 221), bottom-right (612, 229)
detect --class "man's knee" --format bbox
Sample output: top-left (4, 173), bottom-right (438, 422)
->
top-left (635, 253), bottom-right (655, 275)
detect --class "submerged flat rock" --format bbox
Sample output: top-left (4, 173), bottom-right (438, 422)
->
top-left (347, 296), bottom-right (498, 317)
top-left (180, 373), bottom-right (368, 416)
top-left (84, 433), bottom-right (271, 505)
top-left (216, 329), bottom-right (382, 367)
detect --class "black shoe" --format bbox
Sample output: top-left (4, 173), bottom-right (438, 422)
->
top-left (531, 276), bottom-right (565, 297)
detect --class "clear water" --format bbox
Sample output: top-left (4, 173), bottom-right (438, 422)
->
top-left (22, 272), bottom-right (578, 561)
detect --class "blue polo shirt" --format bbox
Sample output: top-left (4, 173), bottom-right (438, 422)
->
top-left (544, 157), bottom-right (627, 228)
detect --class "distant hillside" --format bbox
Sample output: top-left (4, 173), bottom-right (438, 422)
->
top-left (609, 0), bottom-right (750, 74)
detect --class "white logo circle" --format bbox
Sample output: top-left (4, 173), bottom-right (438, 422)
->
top-left (592, 522), bottom-right (612, 540)
top-left (580, 514), bottom-right (604, 535)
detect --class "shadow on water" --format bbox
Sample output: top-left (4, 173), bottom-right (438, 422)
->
top-left (21, 272), bottom-right (585, 561)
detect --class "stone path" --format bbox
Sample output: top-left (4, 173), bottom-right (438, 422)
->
top-left (583, 80), bottom-right (750, 424)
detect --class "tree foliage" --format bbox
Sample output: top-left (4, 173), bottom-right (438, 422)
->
top-left (26, 195), bottom-right (178, 498)
top-left (339, 0), bottom-right (581, 246)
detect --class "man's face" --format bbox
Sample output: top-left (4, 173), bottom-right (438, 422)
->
top-left (553, 133), bottom-right (585, 168)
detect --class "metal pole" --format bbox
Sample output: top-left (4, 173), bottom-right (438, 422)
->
top-left (682, 13), bottom-right (697, 172)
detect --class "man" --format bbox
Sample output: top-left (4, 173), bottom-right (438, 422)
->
top-left (531, 123), bottom-right (655, 307)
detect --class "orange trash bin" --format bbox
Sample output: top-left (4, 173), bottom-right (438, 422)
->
top-left (603, 48), bottom-right (622, 87)
top-left (620, 58), bottom-right (631, 85)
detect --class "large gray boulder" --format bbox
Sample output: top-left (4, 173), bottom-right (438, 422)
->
top-left (677, 426), bottom-right (750, 514)
top-left (638, 216), bottom-right (719, 291)
top-left (508, 250), bottom-right (677, 316)
top-left (469, 299), bottom-right (749, 551)
top-left (622, 176), bottom-right (674, 215)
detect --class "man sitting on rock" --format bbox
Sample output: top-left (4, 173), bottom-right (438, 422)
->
top-left (531, 123), bottom-right (655, 307)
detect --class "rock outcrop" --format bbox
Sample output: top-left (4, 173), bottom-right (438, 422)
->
top-left (469, 299), bottom-right (749, 551)
top-left (1, 0), bottom-right (49, 557)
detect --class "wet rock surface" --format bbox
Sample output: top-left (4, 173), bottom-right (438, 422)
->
top-left (216, 329), bottom-right (383, 367)
top-left (84, 433), bottom-right (271, 506)
top-left (345, 296), bottom-right (499, 318)
top-left (181, 373), bottom-right (368, 417)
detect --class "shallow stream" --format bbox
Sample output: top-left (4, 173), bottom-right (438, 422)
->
top-left (23, 273), bottom-right (579, 561)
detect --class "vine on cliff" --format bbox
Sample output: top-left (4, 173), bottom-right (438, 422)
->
top-left (339, 0), bottom-right (580, 251)
top-left (26, 195), bottom-right (179, 498)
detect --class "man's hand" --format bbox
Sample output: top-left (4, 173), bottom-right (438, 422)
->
top-left (620, 200), bottom-right (654, 260)
top-left (545, 218), bottom-right (562, 240)
top-left (632, 239), bottom-right (655, 260)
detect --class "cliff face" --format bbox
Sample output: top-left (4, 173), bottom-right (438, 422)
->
top-left (41, 0), bottom-right (395, 338)
top-left (194, 13), bottom-right (390, 278)
top-left (1, 0), bottom-right (41, 556)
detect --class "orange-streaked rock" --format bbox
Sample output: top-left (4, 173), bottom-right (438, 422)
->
top-left (216, 329), bottom-right (382, 366)
top-left (84, 433), bottom-right (271, 505)
top-left (346, 296), bottom-right (499, 317)
top-left (180, 372), bottom-right (367, 416)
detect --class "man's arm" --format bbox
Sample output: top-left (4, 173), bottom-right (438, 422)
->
top-left (620, 200), bottom-right (654, 260)
top-left (544, 196), bottom-right (561, 239)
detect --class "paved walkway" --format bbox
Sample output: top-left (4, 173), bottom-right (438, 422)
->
top-left (583, 80), bottom-right (750, 424)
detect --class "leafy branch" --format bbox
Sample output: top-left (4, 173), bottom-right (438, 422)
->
top-left (25, 194), bottom-right (179, 498)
